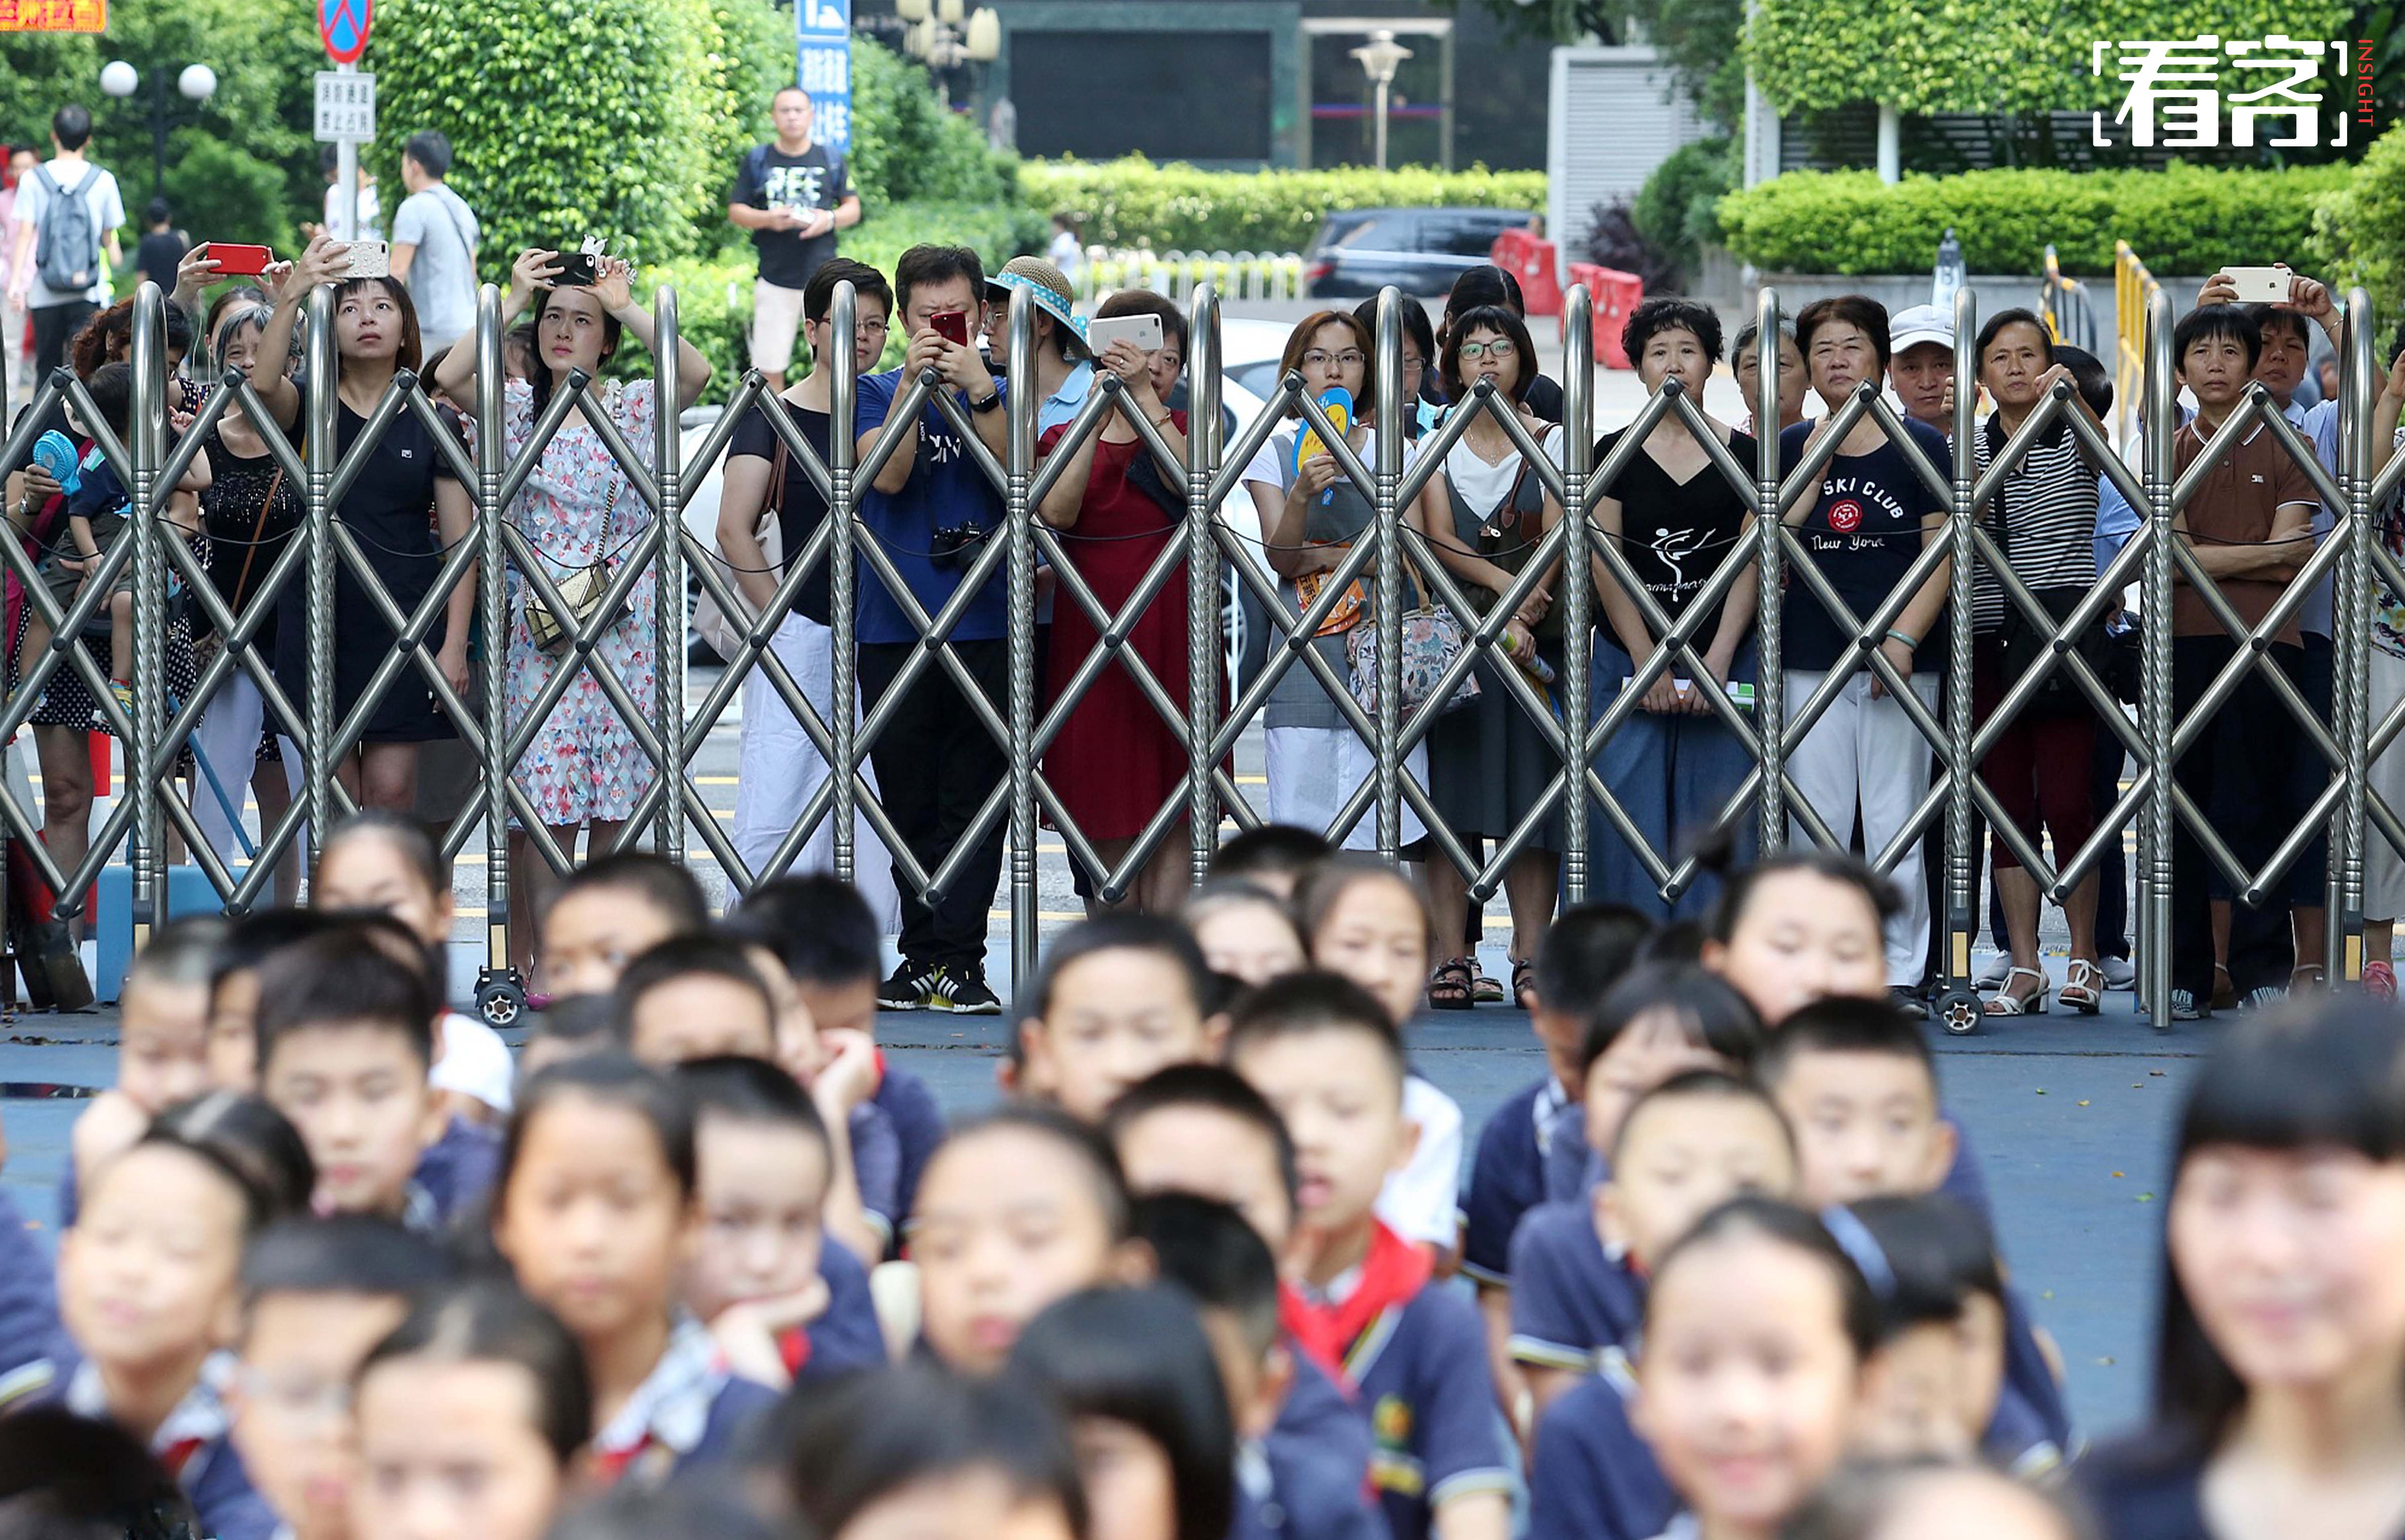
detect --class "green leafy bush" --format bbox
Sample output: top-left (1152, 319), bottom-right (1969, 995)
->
top-left (1021, 157), bottom-right (1548, 253)
top-left (1632, 138), bottom-right (1734, 282)
top-left (1744, 0), bottom-right (2351, 116)
top-left (2311, 120), bottom-right (2405, 316)
top-left (370, 0), bottom-right (726, 269)
top-left (1715, 163), bottom-right (2353, 276)
top-left (846, 38), bottom-right (1021, 209)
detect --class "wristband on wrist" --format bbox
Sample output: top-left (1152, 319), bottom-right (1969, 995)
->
top-left (1885, 628), bottom-right (1919, 650)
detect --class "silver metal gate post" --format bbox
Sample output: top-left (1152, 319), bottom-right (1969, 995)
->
top-left (128, 283), bottom-right (165, 948)
top-left (1005, 289), bottom-right (1040, 986)
top-left (1374, 287), bottom-right (1405, 861)
top-left (1753, 288), bottom-right (1786, 853)
top-left (1186, 286), bottom-right (1223, 887)
top-left (1941, 285), bottom-right (1979, 1016)
top-left (830, 280), bottom-right (859, 887)
top-left (1561, 285), bottom-right (1593, 906)
top-left (2336, 288), bottom-right (2375, 981)
top-left (472, 283), bottom-right (520, 1019)
top-left (652, 288), bottom-right (686, 864)
top-left (305, 283), bottom-right (339, 876)
top-left (2142, 288), bottom-right (2176, 1027)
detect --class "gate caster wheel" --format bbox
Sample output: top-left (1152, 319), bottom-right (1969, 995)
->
top-left (476, 972), bottom-right (528, 1028)
top-left (1934, 988), bottom-right (1983, 1036)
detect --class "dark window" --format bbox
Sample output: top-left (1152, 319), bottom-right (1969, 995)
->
top-left (1325, 212), bottom-right (1420, 252)
top-left (1012, 31), bottom-right (1272, 162)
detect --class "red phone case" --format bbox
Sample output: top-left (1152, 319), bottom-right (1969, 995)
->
top-left (212, 244), bottom-right (272, 277)
top-left (933, 311), bottom-right (970, 347)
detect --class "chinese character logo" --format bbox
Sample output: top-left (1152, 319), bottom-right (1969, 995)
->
top-left (2093, 35), bottom-right (2351, 148)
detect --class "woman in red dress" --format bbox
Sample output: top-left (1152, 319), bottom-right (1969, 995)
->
top-left (1036, 290), bottom-right (1206, 914)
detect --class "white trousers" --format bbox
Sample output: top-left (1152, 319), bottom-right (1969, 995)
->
top-left (1263, 724), bottom-right (1429, 851)
top-left (191, 673), bottom-right (301, 869)
top-left (1783, 668), bottom-right (1940, 985)
top-left (732, 613), bottom-right (904, 932)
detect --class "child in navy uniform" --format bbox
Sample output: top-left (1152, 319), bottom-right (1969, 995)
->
top-left (911, 1105), bottom-right (1150, 1376)
top-left (610, 936), bottom-right (779, 1066)
top-left (1758, 998), bottom-right (2072, 1457)
top-left (1830, 1195), bottom-right (2062, 1480)
top-left (674, 1055), bottom-right (885, 1387)
top-left (1109, 1068), bottom-right (1382, 1540)
top-left (537, 851), bottom-right (710, 1000)
top-left (1015, 913), bottom-right (1226, 1124)
top-left (731, 874), bottom-right (946, 1241)
top-left (226, 1218), bottom-right (456, 1540)
top-left (1462, 903), bottom-right (1653, 1287)
top-left (349, 1279), bottom-right (591, 1540)
top-left (253, 926), bottom-right (460, 1229)
top-left (1630, 1199), bottom-right (1881, 1540)
top-left (1516, 1069), bottom-right (1797, 1417)
top-left (1230, 972), bottom-right (1513, 1540)
top-left (489, 1057), bottom-right (777, 1487)
top-left (58, 917), bottom-right (226, 1230)
top-left (3, 1093), bottom-right (316, 1540)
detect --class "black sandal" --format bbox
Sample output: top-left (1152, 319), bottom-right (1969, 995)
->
top-left (1512, 957), bottom-right (1539, 1013)
top-left (1428, 957), bottom-right (1476, 1010)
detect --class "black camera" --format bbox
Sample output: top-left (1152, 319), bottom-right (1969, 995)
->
top-left (928, 522), bottom-right (991, 573)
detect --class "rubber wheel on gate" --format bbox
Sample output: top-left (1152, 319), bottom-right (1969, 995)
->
top-left (1933, 988), bottom-right (1983, 1037)
top-left (477, 976), bottom-right (527, 1028)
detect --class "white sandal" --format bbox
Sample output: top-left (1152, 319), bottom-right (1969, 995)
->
top-left (2060, 958), bottom-right (2103, 1015)
top-left (1984, 966), bottom-right (2051, 1016)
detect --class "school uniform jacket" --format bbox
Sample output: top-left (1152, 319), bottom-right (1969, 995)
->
top-left (1460, 1075), bottom-right (1568, 1287)
top-left (1526, 1348), bottom-right (1678, 1540)
top-left (0, 1349), bottom-right (278, 1540)
top-left (1506, 1199), bottom-right (1642, 1375)
top-left (589, 1317), bottom-right (780, 1489)
top-left (2073, 1430), bottom-right (2237, 1540)
top-left (1254, 1350), bottom-right (1386, 1540)
top-left (0, 1188), bottom-right (71, 1376)
top-left (1333, 1282), bottom-right (1513, 1540)
top-left (873, 1064), bottom-right (945, 1253)
top-left (795, 1236), bottom-right (886, 1378)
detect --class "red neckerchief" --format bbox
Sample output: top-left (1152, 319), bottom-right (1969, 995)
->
top-left (157, 1438), bottom-right (204, 1479)
top-left (778, 1326), bottom-right (812, 1378)
top-left (1278, 1221), bottom-right (1432, 1381)
top-left (590, 1437), bottom-right (654, 1487)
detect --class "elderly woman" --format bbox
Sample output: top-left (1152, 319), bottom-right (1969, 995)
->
top-left (1778, 295), bottom-right (1952, 1011)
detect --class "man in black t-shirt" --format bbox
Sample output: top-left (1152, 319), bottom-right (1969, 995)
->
top-left (729, 87), bottom-right (862, 392)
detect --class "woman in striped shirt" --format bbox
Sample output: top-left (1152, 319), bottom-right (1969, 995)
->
top-left (1971, 310), bottom-right (2109, 1016)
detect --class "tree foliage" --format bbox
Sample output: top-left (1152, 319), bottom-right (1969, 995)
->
top-left (2311, 119), bottom-right (2405, 315)
top-left (1, 0), bottom-right (325, 248)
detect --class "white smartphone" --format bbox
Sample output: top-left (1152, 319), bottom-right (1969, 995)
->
top-left (1087, 312), bottom-right (1164, 354)
top-left (343, 239), bottom-right (391, 280)
top-left (2223, 265), bottom-right (2292, 304)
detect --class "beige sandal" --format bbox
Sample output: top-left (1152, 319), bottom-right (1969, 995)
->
top-left (1984, 966), bottom-right (2051, 1016)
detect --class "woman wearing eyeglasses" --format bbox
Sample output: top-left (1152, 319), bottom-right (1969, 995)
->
top-left (1417, 304), bottom-right (1564, 1009)
top-left (1239, 309), bottom-right (1433, 852)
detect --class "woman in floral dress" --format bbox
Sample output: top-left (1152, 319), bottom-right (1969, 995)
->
top-left (433, 249), bottom-right (711, 961)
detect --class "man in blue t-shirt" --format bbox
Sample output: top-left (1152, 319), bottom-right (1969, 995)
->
top-left (854, 244), bottom-right (1013, 1015)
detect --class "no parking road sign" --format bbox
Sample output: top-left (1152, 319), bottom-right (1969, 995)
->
top-left (320, 0), bottom-right (371, 64)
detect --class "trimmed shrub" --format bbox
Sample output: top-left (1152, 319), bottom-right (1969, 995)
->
top-left (1715, 163), bottom-right (2353, 276)
top-left (2311, 120), bottom-right (2405, 316)
top-left (1632, 137), bottom-right (1735, 283)
top-left (1020, 157), bottom-right (1548, 254)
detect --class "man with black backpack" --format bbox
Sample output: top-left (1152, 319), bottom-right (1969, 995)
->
top-left (728, 86), bottom-right (861, 392)
top-left (6, 106), bottom-right (123, 381)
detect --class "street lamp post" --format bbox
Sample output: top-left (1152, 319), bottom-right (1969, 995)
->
top-left (100, 60), bottom-right (218, 201)
top-left (893, 0), bottom-right (1000, 109)
top-left (1350, 29), bottom-right (1411, 171)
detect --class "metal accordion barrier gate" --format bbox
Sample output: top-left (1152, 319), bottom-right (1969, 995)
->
top-left (6, 274), bottom-right (2397, 1031)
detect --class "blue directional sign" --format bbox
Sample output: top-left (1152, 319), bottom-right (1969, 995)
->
top-left (797, 0), bottom-right (851, 152)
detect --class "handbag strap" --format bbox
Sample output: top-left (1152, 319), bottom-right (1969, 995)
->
top-left (228, 463), bottom-right (283, 614)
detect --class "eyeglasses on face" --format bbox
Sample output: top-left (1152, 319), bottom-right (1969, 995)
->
top-left (1459, 339), bottom-right (1518, 361)
top-left (1301, 349), bottom-right (1366, 370)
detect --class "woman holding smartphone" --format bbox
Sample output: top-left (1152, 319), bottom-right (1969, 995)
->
top-left (250, 232), bottom-right (473, 814)
top-left (1033, 288), bottom-right (1201, 915)
top-left (430, 246), bottom-right (710, 967)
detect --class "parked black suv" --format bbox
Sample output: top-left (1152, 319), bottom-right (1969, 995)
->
top-left (1302, 207), bottom-right (1538, 298)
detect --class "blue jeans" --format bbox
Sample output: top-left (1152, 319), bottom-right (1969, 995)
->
top-left (1582, 634), bottom-right (1760, 922)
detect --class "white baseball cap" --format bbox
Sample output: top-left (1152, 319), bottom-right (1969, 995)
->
top-left (1888, 304), bottom-right (1955, 356)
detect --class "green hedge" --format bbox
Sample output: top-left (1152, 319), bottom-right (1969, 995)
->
top-left (1715, 164), bottom-right (2354, 276)
top-left (2312, 120), bottom-right (2405, 316)
top-left (1020, 157), bottom-right (1548, 253)
top-left (1632, 138), bottom-right (1735, 282)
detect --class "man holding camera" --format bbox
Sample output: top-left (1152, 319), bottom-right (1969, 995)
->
top-left (730, 86), bottom-right (861, 392)
top-left (853, 244), bottom-right (1013, 1015)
